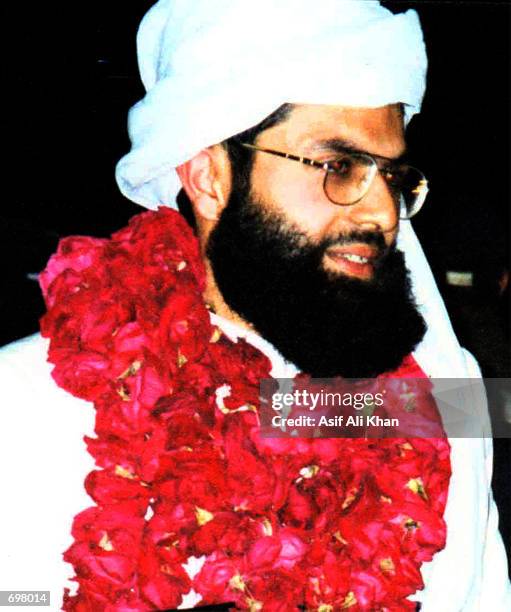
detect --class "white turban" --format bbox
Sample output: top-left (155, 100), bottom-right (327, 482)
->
top-left (115, 0), bottom-right (427, 209)
top-left (114, 0), bottom-right (469, 382)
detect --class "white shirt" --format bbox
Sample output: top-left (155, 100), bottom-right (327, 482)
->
top-left (0, 325), bottom-right (509, 611)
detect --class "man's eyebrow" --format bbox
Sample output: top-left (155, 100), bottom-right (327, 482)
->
top-left (310, 138), bottom-right (408, 162)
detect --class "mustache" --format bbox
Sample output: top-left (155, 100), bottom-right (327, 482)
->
top-left (320, 230), bottom-right (392, 259)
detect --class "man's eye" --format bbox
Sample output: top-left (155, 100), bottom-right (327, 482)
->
top-left (330, 158), bottom-right (353, 175)
top-left (383, 168), bottom-right (400, 186)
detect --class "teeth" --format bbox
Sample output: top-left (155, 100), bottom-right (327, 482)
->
top-left (341, 254), bottom-right (369, 264)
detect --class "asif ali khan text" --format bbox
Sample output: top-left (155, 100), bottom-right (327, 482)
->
top-left (269, 388), bottom-right (400, 434)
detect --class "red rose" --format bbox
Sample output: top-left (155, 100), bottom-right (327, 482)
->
top-left (40, 235), bottom-right (105, 307)
top-left (243, 568), bottom-right (306, 611)
top-left (137, 534), bottom-right (191, 611)
top-left (84, 469), bottom-right (151, 505)
top-left (48, 348), bottom-right (110, 401)
top-left (193, 552), bottom-right (239, 603)
top-left (190, 512), bottom-right (264, 557)
top-left (248, 528), bottom-right (307, 571)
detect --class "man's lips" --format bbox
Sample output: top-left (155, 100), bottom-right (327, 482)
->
top-left (324, 243), bottom-right (381, 279)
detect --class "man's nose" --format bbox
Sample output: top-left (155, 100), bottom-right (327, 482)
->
top-left (344, 174), bottom-right (399, 234)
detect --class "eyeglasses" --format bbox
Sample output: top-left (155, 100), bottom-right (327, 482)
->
top-left (239, 142), bottom-right (428, 220)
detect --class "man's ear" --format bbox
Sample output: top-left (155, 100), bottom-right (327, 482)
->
top-left (176, 145), bottom-right (231, 222)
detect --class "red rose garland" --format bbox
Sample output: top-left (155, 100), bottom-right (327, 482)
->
top-left (39, 208), bottom-right (451, 611)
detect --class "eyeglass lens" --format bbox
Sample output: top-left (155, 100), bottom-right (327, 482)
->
top-left (323, 154), bottom-right (427, 219)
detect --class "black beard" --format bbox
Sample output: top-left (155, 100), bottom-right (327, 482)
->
top-left (206, 188), bottom-right (426, 378)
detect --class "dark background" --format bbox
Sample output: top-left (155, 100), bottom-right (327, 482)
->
top-left (2, 0), bottom-right (510, 564)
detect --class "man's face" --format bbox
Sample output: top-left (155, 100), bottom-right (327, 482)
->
top-left (207, 104), bottom-right (425, 378)
top-left (248, 104), bottom-right (404, 280)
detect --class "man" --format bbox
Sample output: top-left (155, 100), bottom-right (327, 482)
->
top-left (0, 1), bottom-right (509, 610)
